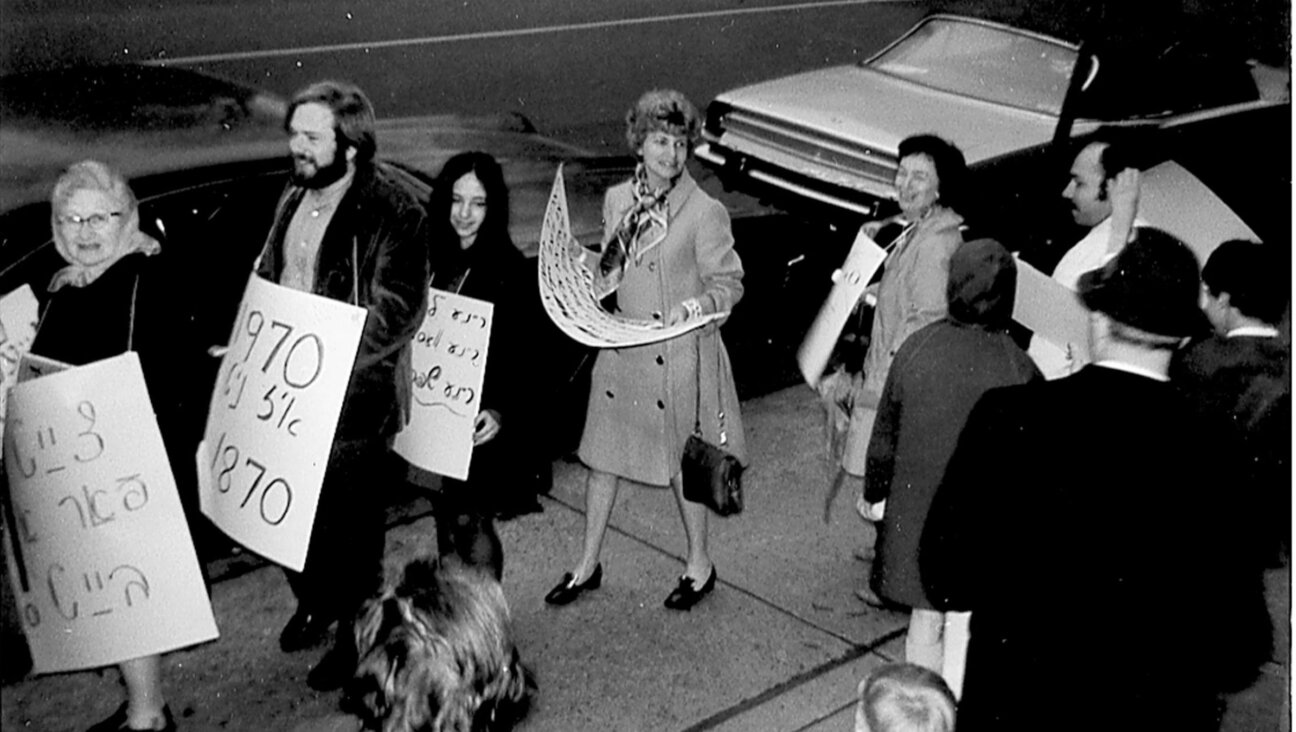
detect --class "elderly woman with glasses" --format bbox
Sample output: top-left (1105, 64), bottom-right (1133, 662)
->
top-left (31, 160), bottom-right (179, 732)
top-left (545, 89), bottom-right (747, 611)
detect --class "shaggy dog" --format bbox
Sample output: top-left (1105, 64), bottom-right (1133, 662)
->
top-left (345, 557), bottom-right (534, 732)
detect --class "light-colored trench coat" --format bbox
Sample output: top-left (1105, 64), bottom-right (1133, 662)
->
top-left (842, 206), bottom-right (963, 476)
top-left (577, 169), bottom-right (748, 486)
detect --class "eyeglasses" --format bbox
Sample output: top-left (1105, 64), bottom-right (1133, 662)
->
top-left (58, 212), bottom-right (122, 230)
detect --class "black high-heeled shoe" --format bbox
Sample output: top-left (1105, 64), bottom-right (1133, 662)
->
top-left (544, 563), bottom-right (602, 606)
top-left (664, 566), bottom-right (717, 611)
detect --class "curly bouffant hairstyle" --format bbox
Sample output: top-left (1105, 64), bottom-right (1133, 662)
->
top-left (624, 88), bottom-right (701, 152)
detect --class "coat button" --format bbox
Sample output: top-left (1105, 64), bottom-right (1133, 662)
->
top-left (655, 355), bottom-right (664, 365)
top-left (656, 400), bottom-right (665, 410)
top-left (606, 390), bottom-right (615, 399)
top-left (651, 311), bottom-right (662, 320)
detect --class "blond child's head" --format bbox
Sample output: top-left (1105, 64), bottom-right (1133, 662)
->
top-left (855, 663), bottom-right (957, 732)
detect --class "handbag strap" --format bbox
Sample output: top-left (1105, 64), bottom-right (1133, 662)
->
top-left (692, 329), bottom-right (728, 445)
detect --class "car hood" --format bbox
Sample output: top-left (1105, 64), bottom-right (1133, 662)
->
top-left (714, 64), bottom-right (1074, 165)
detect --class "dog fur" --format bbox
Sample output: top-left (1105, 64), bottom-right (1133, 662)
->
top-left (345, 557), bottom-right (534, 732)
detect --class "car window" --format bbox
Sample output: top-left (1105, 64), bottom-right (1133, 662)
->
top-left (870, 18), bottom-right (1077, 115)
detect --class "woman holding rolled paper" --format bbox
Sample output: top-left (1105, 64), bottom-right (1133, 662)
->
top-left (544, 89), bottom-right (746, 611)
top-left (31, 160), bottom-right (179, 731)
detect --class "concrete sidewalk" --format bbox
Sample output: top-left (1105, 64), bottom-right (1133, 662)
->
top-left (2, 385), bottom-right (1288, 731)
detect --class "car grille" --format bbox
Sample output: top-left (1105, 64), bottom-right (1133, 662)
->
top-left (720, 108), bottom-right (898, 187)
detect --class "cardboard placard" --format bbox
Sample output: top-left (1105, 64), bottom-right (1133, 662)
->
top-left (2, 352), bottom-right (218, 673)
top-left (797, 227), bottom-right (888, 387)
top-left (1014, 255), bottom-right (1091, 368)
top-left (391, 289), bottom-right (494, 481)
top-left (0, 284), bottom-right (40, 435)
top-left (198, 274), bottom-right (364, 572)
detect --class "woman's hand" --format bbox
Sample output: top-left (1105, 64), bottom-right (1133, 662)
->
top-left (472, 409), bottom-right (502, 445)
top-left (666, 297), bottom-right (704, 326)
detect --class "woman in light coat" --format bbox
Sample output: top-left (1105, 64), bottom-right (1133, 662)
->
top-left (545, 89), bottom-right (746, 611)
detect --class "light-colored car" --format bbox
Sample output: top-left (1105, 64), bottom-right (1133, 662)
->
top-left (696, 14), bottom-right (1288, 219)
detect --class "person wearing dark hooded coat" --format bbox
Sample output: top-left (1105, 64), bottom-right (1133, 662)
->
top-left (861, 239), bottom-right (1040, 679)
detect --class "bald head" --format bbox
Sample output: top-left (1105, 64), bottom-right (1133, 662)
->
top-left (1063, 142), bottom-right (1113, 227)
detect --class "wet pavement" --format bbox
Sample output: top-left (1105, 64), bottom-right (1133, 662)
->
top-left (1, 384), bottom-right (1289, 731)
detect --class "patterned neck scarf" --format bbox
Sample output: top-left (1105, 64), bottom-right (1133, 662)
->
top-left (597, 164), bottom-right (670, 296)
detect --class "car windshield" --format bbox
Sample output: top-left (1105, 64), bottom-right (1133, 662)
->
top-left (869, 17), bottom-right (1076, 115)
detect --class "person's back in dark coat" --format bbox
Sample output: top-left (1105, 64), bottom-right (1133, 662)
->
top-left (922, 231), bottom-right (1272, 731)
top-left (922, 367), bottom-right (1270, 730)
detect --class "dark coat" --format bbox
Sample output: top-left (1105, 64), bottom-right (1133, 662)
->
top-left (863, 318), bottom-right (1039, 608)
top-left (31, 252), bottom-right (183, 429)
top-left (257, 162), bottom-right (430, 442)
top-left (921, 366), bottom-right (1271, 730)
top-left (428, 227), bottom-right (527, 418)
top-left (1171, 333), bottom-right (1291, 563)
top-left (427, 226), bottom-right (538, 503)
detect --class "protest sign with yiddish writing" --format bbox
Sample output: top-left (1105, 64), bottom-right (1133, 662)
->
top-left (538, 165), bottom-right (725, 348)
top-left (0, 284), bottom-right (39, 436)
top-left (198, 274), bottom-right (364, 571)
top-left (392, 289), bottom-right (493, 481)
top-left (2, 352), bottom-right (218, 674)
top-left (797, 226), bottom-right (888, 387)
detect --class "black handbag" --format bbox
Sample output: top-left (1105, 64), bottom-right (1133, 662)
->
top-left (681, 333), bottom-right (744, 516)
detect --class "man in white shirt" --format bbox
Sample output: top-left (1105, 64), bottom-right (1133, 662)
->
top-left (1027, 139), bottom-right (1141, 378)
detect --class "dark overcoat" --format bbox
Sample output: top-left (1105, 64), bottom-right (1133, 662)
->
top-left (256, 161), bottom-right (430, 442)
top-left (864, 318), bottom-right (1039, 608)
top-left (921, 366), bottom-right (1272, 730)
top-left (1171, 333), bottom-right (1291, 563)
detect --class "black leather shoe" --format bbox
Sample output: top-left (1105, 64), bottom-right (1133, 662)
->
top-left (86, 701), bottom-right (177, 731)
top-left (664, 566), bottom-right (717, 611)
top-left (278, 608), bottom-right (333, 653)
top-left (306, 642), bottom-right (358, 691)
top-left (543, 563), bottom-right (602, 606)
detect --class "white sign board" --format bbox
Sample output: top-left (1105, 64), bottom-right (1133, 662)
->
top-left (1013, 255), bottom-right (1091, 367)
top-left (797, 227), bottom-right (887, 387)
top-left (2, 352), bottom-right (218, 674)
top-left (0, 284), bottom-right (40, 435)
top-left (538, 165), bottom-right (724, 348)
top-left (392, 289), bottom-right (493, 481)
top-left (198, 274), bottom-right (364, 572)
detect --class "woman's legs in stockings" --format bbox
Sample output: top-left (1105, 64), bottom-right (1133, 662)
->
top-left (119, 654), bottom-right (167, 729)
top-left (670, 472), bottom-right (711, 582)
top-left (570, 469), bottom-right (619, 582)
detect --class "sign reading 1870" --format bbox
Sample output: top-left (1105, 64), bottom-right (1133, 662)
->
top-left (198, 274), bottom-right (364, 571)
